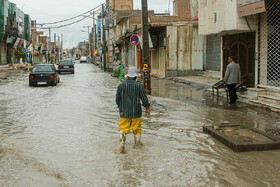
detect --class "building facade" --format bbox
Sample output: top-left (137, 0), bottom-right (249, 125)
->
top-left (0, 0), bottom-right (31, 65)
top-left (258, 0), bottom-right (280, 89)
top-left (108, 0), bottom-right (206, 77)
top-left (199, 0), bottom-right (259, 87)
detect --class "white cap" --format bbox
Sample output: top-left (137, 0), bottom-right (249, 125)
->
top-left (125, 67), bottom-right (140, 78)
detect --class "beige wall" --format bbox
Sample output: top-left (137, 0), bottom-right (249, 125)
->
top-left (151, 48), bottom-right (166, 77)
top-left (199, 0), bottom-right (258, 35)
top-left (39, 36), bottom-right (48, 45)
top-left (167, 24), bottom-right (206, 76)
top-left (0, 42), bottom-right (7, 65)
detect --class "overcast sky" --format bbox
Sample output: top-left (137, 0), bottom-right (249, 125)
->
top-left (9, 0), bottom-right (172, 49)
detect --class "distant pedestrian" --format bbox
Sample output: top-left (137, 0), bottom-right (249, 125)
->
top-left (115, 67), bottom-right (150, 153)
top-left (117, 63), bottom-right (124, 80)
top-left (224, 56), bottom-right (241, 104)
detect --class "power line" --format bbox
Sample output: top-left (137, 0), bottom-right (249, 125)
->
top-left (38, 4), bottom-right (104, 25)
top-left (38, 8), bottom-right (102, 29)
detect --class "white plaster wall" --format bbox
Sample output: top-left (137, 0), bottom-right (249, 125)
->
top-left (199, 0), bottom-right (258, 35)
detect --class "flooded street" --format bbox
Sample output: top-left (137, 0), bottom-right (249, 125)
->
top-left (0, 63), bottom-right (280, 186)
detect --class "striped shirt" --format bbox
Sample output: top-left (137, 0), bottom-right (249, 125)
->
top-left (116, 78), bottom-right (150, 118)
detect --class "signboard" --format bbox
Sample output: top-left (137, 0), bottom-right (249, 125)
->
top-left (13, 38), bottom-right (21, 48)
top-left (21, 49), bottom-right (27, 53)
top-left (98, 48), bottom-right (102, 55)
top-left (27, 58), bottom-right (31, 63)
top-left (141, 62), bottom-right (151, 73)
top-left (130, 34), bottom-right (140, 46)
top-left (190, 0), bottom-right (199, 20)
top-left (238, 0), bottom-right (266, 17)
top-left (26, 51), bottom-right (31, 58)
top-left (18, 17), bottom-right (24, 35)
top-left (97, 19), bottom-right (102, 46)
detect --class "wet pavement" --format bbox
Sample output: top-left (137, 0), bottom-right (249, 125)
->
top-left (0, 63), bottom-right (280, 186)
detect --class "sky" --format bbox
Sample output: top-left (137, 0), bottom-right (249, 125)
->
top-left (9, 0), bottom-right (173, 49)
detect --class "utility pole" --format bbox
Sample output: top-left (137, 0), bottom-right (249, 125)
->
top-left (108, 0), bottom-right (113, 72)
top-left (141, 0), bottom-right (151, 93)
top-left (102, 4), bottom-right (107, 71)
top-left (48, 28), bottom-right (51, 64)
top-left (54, 33), bottom-right (56, 64)
top-left (83, 26), bottom-right (91, 61)
top-left (92, 11), bottom-right (95, 64)
top-left (58, 36), bottom-right (60, 61)
top-left (61, 33), bottom-right (63, 59)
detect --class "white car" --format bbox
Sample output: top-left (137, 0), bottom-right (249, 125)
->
top-left (80, 56), bottom-right (87, 63)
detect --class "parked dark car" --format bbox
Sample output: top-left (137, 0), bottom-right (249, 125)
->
top-left (29, 64), bottom-right (60, 86)
top-left (58, 60), bottom-right (75, 74)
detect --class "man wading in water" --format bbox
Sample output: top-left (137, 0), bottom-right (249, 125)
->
top-left (115, 67), bottom-right (150, 153)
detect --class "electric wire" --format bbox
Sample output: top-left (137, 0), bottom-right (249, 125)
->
top-left (37, 9), bottom-right (101, 29)
top-left (37, 4), bottom-right (104, 25)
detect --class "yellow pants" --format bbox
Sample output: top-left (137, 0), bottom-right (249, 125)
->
top-left (119, 118), bottom-right (142, 135)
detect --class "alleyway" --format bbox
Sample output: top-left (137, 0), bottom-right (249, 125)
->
top-left (0, 63), bottom-right (280, 186)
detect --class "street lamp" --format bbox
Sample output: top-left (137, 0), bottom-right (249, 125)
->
top-left (82, 26), bottom-right (91, 33)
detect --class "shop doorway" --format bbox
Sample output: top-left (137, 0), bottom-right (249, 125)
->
top-left (223, 32), bottom-right (256, 87)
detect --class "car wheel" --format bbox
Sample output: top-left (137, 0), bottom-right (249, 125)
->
top-left (51, 80), bottom-right (57, 86)
top-left (72, 71), bottom-right (74, 74)
top-left (58, 72), bottom-right (61, 74)
top-left (58, 77), bottom-right (60, 83)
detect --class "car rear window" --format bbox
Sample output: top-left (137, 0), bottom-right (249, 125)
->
top-left (33, 66), bottom-right (53, 72)
top-left (60, 61), bottom-right (72, 65)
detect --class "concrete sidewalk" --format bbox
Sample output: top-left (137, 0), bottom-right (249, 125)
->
top-left (161, 72), bottom-right (280, 113)
top-left (171, 75), bottom-right (220, 88)
top-left (163, 70), bottom-right (221, 89)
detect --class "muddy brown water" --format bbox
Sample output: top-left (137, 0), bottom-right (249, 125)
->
top-left (0, 63), bottom-right (280, 186)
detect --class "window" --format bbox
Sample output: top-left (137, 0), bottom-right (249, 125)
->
top-left (33, 65), bottom-right (53, 72)
top-left (59, 60), bottom-right (73, 65)
top-left (214, 12), bottom-right (217, 23)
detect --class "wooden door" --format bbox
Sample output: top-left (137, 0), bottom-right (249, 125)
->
top-left (223, 32), bottom-right (255, 87)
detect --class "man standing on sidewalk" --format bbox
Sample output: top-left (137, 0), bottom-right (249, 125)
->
top-left (115, 67), bottom-right (150, 153)
top-left (224, 56), bottom-right (241, 104)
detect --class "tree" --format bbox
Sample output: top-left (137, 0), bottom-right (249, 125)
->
top-left (14, 47), bottom-right (26, 63)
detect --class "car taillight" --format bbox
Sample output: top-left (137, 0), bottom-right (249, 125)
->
top-left (50, 75), bottom-right (55, 79)
top-left (71, 65), bottom-right (74, 68)
top-left (29, 75), bottom-right (34, 79)
top-left (59, 66), bottom-right (63, 68)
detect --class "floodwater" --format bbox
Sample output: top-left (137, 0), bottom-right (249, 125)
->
top-left (0, 63), bottom-right (280, 186)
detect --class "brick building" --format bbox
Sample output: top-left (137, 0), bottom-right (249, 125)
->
top-left (113, 0), bottom-right (133, 11)
top-left (111, 0), bottom-right (204, 77)
top-left (173, 0), bottom-right (191, 19)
